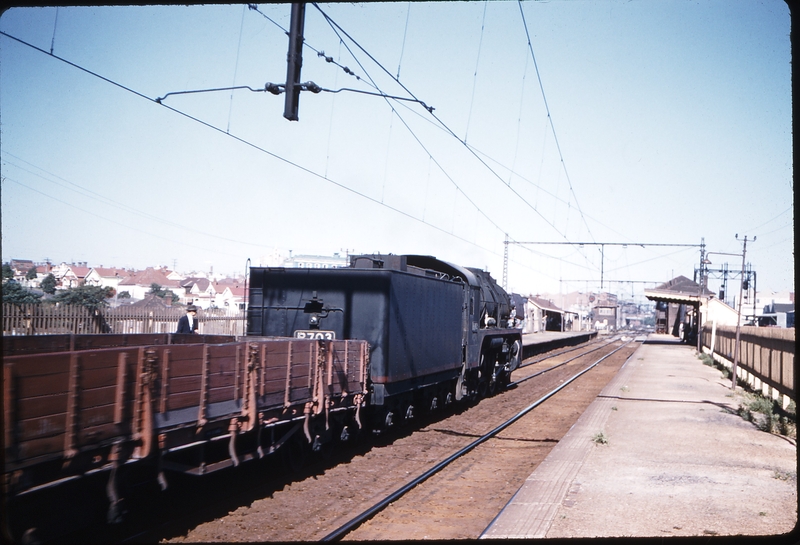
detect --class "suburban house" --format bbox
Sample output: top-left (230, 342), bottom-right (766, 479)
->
top-left (117, 267), bottom-right (183, 301)
top-left (213, 283), bottom-right (248, 313)
top-left (59, 264), bottom-right (91, 289)
top-left (180, 277), bottom-right (217, 309)
top-left (84, 267), bottom-right (131, 292)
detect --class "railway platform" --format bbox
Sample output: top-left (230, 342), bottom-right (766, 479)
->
top-left (482, 333), bottom-right (798, 539)
top-left (521, 330), bottom-right (596, 360)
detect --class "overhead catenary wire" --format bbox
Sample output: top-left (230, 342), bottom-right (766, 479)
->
top-left (0, 30), bottom-right (515, 266)
top-left (313, 8), bottom-right (509, 238)
top-left (396, 2), bottom-right (411, 79)
top-left (464, 0), bottom-right (488, 143)
top-left (1, 17), bottom-right (613, 282)
top-left (227, 4), bottom-right (247, 134)
top-left (312, 3), bottom-right (581, 251)
top-left (517, 0), bottom-right (594, 243)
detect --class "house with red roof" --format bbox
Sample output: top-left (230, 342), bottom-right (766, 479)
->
top-left (213, 283), bottom-right (249, 314)
top-left (118, 267), bottom-right (183, 301)
top-left (60, 264), bottom-right (91, 289)
top-left (85, 267), bottom-right (131, 292)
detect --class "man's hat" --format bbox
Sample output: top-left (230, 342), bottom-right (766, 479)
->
top-left (187, 305), bottom-right (198, 312)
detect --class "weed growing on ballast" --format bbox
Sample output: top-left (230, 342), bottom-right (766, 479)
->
top-left (592, 432), bottom-right (608, 445)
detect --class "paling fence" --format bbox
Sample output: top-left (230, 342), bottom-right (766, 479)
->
top-left (701, 323), bottom-right (795, 407)
top-left (3, 304), bottom-right (246, 337)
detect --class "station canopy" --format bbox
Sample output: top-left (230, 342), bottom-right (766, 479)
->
top-left (644, 275), bottom-right (715, 305)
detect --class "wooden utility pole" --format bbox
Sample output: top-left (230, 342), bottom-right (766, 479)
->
top-left (731, 234), bottom-right (755, 390)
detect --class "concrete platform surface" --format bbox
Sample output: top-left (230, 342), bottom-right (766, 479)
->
top-left (483, 334), bottom-right (797, 539)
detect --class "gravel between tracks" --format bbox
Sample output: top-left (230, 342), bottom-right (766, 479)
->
top-left (162, 341), bottom-right (634, 542)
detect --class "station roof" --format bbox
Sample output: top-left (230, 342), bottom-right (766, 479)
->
top-left (528, 296), bottom-right (564, 313)
top-left (644, 275), bottom-right (714, 305)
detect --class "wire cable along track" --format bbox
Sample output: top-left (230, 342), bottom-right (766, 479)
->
top-left (321, 337), bottom-right (638, 541)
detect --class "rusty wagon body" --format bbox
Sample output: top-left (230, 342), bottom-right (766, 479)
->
top-left (3, 333), bottom-right (369, 539)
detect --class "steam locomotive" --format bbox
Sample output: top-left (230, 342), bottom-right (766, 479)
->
top-left (246, 254), bottom-right (523, 430)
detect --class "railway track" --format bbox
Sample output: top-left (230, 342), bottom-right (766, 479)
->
top-left (324, 336), bottom-right (639, 541)
top-left (50, 339), bottom-right (635, 543)
top-left (56, 334), bottom-right (641, 543)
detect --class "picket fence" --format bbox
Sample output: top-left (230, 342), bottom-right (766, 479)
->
top-left (2, 304), bottom-right (246, 337)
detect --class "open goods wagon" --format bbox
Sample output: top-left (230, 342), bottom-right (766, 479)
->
top-left (3, 333), bottom-right (369, 539)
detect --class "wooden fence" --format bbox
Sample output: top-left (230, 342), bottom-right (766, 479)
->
top-left (2, 304), bottom-right (246, 337)
top-left (701, 323), bottom-right (795, 407)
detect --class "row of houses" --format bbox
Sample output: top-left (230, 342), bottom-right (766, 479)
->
top-left (6, 259), bottom-right (246, 313)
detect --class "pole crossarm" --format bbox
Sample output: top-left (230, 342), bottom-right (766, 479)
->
top-left (505, 240), bottom-right (701, 289)
top-left (508, 242), bottom-right (701, 247)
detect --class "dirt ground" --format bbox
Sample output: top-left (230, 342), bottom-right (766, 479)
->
top-left (163, 341), bottom-right (635, 542)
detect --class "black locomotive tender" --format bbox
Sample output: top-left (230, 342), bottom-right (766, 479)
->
top-left (248, 253), bottom-right (523, 429)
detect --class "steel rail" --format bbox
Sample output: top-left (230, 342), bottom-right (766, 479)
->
top-left (321, 338), bottom-right (638, 541)
top-left (511, 337), bottom-right (618, 386)
top-left (518, 336), bottom-right (609, 369)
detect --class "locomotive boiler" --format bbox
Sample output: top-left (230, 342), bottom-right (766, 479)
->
top-left (247, 254), bottom-right (522, 429)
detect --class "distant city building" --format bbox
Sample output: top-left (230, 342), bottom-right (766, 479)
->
top-left (285, 253), bottom-right (349, 269)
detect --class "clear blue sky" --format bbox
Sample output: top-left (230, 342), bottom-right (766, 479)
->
top-left (1, 1), bottom-right (793, 300)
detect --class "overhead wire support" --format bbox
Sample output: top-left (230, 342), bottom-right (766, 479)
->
top-left (155, 83), bottom-right (284, 103)
top-left (248, 3), bottom-right (368, 86)
top-left (505, 240), bottom-right (702, 290)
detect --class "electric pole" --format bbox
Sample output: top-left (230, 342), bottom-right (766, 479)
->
top-left (732, 234), bottom-right (755, 391)
top-left (284, 3), bottom-right (306, 121)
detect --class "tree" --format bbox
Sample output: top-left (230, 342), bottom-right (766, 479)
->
top-left (149, 283), bottom-right (179, 304)
top-left (2, 280), bottom-right (42, 304)
top-left (52, 284), bottom-right (114, 312)
top-left (2, 263), bottom-right (13, 282)
top-left (118, 291), bottom-right (131, 299)
top-left (148, 283), bottom-right (165, 297)
top-left (51, 284), bottom-right (114, 333)
top-left (26, 267), bottom-right (38, 281)
top-left (40, 273), bottom-right (57, 295)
